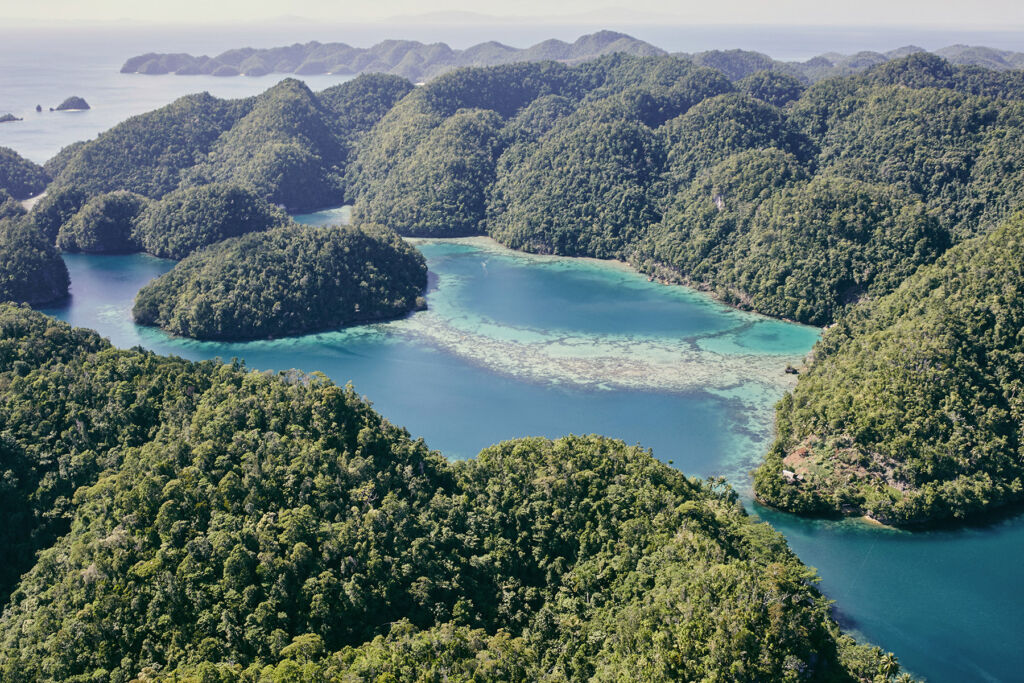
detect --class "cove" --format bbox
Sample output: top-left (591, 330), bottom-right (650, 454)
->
top-left (41, 229), bottom-right (1023, 683)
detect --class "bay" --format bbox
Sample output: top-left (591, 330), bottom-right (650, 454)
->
top-left (6, 23), bottom-right (1023, 680)
top-left (41, 225), bottom-right (1024, 683)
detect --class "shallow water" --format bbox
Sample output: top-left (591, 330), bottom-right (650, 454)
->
top-left (41, 230), bottom-right (1024, 682)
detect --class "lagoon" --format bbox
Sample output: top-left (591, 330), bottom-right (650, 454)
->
top-left (42, 227), bottom-right (1024, 683)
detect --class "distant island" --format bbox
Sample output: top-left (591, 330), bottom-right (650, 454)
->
top-left (55, 96), bottom-right (90, 111)
top-left (0, 114), bottom-right (22, 124)
top-left (120, 31), bottom-right (663, 81)
top-left (121, 30), bottom-right (1024, 83)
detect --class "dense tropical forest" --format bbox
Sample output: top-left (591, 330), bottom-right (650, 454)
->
top-left (0, 216), bottom-right (69, 305)
top-left (133, 224), bottom-right (427, 340)
top-left (131, 184), bottom-right (289, 259)
top-left (754, 212), bottom-right (1024, 526)
top-left (0, 146), bottom-right (49, 200)
top-left (2, 39), bottom-right (1024, 677)
top-left (45, 73), bottom-right (410, 212)
top-left (11, 49), bottom-right (1024, 525)
top-left (0, 304), bottom-right (910, 681)
top-left (42, 51), bottom-right (1024, 326)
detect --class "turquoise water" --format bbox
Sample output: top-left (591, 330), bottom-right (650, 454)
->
top-left (40, 230), bottom-right (1024, 682)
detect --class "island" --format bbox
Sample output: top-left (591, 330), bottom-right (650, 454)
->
top-left (754, 212), bottom-right (1024, 527)
top-left (55, 96), bottom-right (90, 111)
top-left (44, 75), bottom-right (409, 213)
top-left (0, 303), bottom-right (909, 681)
top-left (0, 146), bottom-right (49, 200)
top-left (121, 32), bottom-right (1024, 84)
top-left (131, 183), bottom-right (287, 258)
top-left (0, 114), bottom-right (22, 123)
top-left (0, 217), bottom-right (69, 305)
top-left (55, 190), bottom-right (149, 253)
top-left (120, 31), bottom-right (666, 82)
top-left (26, 47), bottom-right (1024, 523)
top-left (132, 223), bottom-right (428, 340)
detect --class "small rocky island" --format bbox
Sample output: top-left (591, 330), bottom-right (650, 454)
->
top-left (0, 114), bottom-right (22, 123)
top-left (55, 96), bottom-right (90, 111)
top-left (133, 223), bottom-right (428, 341)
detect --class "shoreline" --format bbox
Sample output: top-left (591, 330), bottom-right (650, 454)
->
top-left (409, 234), bottom-right (823, 334)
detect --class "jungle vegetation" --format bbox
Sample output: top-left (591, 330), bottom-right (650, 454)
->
top-left (4, 48), bottom-right (1024, 531)
top-left (0, 217), bottom-right (69, 305)
top-left (0, 147), bottom-right (48, 200)
top-left (0, 305), bottom-right (909, 682)
top-left (754, 213), bottom-right (1024, 526)
top-left (132, 224), bottom-right (427, 340)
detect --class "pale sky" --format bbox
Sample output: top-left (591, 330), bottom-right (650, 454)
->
top-left (2, 0), bottom-right (1023, 27)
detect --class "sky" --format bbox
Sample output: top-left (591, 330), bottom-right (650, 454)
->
top-left (3, 0), bottom-right (1023, 28)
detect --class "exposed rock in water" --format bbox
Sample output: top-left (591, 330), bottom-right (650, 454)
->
top-left (55, 96), bottom-right (90, 111)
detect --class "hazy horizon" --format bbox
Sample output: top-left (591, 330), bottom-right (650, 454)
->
top-left (2, 21), bottom-right (1024, 63)
top-left (4, 1), bottom-right (1023, 29)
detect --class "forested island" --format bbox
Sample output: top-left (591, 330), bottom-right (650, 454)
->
top-left (4, 31), bottom-right (1024, 679)
top-left (44, 74), bottom-right (410, 212)
top-left (0, 304), bottom-right (909, 681)
top-left (133, 224), bottom-right (428, 340)
top-left (754, 212), bottom-right (1024, 526)
top-left (0, 217), bottom-right (69, 305)
top-left (22, 48), bottom-right (1024, 523)
top-left (122, 31), bottom-right (1024, 83)
top-left (55, 96), bottom-right (90, 111)
top-left (121, 31), bottom-right (664, 81)
top-left (0, 146), bottom-right (49, 200)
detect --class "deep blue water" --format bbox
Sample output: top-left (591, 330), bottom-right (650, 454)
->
top-left (41, 240), bottom-right (1024, 683)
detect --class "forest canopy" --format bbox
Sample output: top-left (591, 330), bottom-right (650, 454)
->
top-left (133, 223), bottom-right (427, 340)
top-left (0, 147), bottom-right (49, 200)
top-left (132, 183), bottom-right (288, 259)
top-left (33, 51), bottom-right (1024, 328)
top-left (754, 212), bottom-right (1024, 526)
top-left (8, 48), bottom-right (1024, 526)
top-left (0, 217), bottom-right (69, 305)
top-left (0, 304), bottom-right (909, 681)
top-left (56, 190), bottom-right (149, 253)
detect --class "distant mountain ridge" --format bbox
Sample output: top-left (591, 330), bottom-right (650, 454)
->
top-left (681, 43), bottom-right (1024, 83)
top-left (122, 31), bottom-right (1024, 83)
top-left (120, 30), bottom-right (666, 82)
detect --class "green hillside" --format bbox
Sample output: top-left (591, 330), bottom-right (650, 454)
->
top-left (0, 305), bottom-right (908, 681)
top-left (755, 213), bottom-right (1024, 525)
top-left (133, 224), bottom-right (427, 340)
